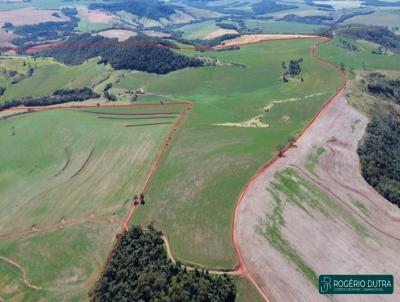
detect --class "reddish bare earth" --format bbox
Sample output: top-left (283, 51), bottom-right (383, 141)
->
top-left (217, 34), bottom-right (319, 48)
top-left (0, 8), bottom-right (68, 26)
top-left (236, 95), bottom-right (400, 302)
top-left (0, 29), bottom-right (18, 47)
top-left (79, 9), bottom-right (114, 24)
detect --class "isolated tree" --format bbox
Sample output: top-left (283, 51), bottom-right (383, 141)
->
top-left (277, 144), bottom-right (285, 157)
top-left (288, 136), bottom-right (296, 147)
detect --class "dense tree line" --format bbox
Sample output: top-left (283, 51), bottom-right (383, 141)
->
top-left (279, 14), bottom-right (334, 25)
top-left (336, 24), bottom-right (400, 54)
top-left (358, 114), bottom-right (400, 206)
top-left (215, 23), bottom-right (238, 31)
top-left (365, 73), bottom-right (400, 104)
top-left (39, 34), bottom-right (204, 74)
top-left (0, 88), bottom-right (99, 110)
top-left (89, 0), bottom-right (178, 20)
top-left (92, 226), bottom-right (236, 302)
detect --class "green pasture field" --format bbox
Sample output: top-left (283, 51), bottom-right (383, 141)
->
top-left (176, 20), bottom-right (220, 40)
top-left (108, 39), bottom-right (345, 270)
top-left (318, 37), bottom-right (400, 73)
top-left (0, 57), bottom-right (111, 103)
top-left (76, 20), bottom-right (110, 33)
top-left (341, 10), bottom-right (400, 33)
top-left (244, 19), bottom-right (321, 34)
top-left (0, 105), bottom-right (181, 300)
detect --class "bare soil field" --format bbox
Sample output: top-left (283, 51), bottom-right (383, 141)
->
top-left (0, 8), bottom-right (68, 26)
top-left (218, 34), bottom-right (319, 47)
top-left (0, 0), bottom-right (25, 3)
top-left (142, 30), bottom-right (171, 38)
top-left (236, 96), bottom-right (400, 302)
top-left (97, 29), bottom-right (137, 41)
top-left (204, 28), bottom-right (239, 40)
top-left (0, 29), bottom-right (17, 47)
top-left (79, 9), bottom-right (113, 24)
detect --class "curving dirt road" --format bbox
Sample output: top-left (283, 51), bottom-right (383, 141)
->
top-left (161, 235), bottom-right (240, 276)
top-left (0, 256), bottom-right (42, 290)
top-left (235, 95), bottom-right (400, 301)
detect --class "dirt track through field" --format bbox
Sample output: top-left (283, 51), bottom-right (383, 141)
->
top-left (0, 214), bottom-right (121, 241)
top-left (161, 235), bottom-right (240, 276)
top-left (0, 256), bottom-right (42, 290)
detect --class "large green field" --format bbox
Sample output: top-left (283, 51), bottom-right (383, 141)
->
top-left (0, 57), bottom-right (112, 104)
top-left (318, 36), bottom-right (400, 73)
top-left (108, 38), bottom-right (344, 269)
top-left (6, 37), bottom-right (392, 300)
top-left (0, 105), bottom-right (181, 300)
top-left (244, 19), bottom-right (321, 34)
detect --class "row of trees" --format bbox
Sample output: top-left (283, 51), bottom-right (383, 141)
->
top-left (40, 34), bottom-right (204, 74)
top-left (92, 226), bottom-right (236, 301)
top-left (0, 88), bottom-right (99, 110)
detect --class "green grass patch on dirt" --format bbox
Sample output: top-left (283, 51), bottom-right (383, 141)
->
top-left (350, 195), bottom-right (370, 217)
top-left (273, 168), bottom-right (370, 237)
top-left (256, 167), bottom-right (373, 287)
top-left (257, 182), bottom-right (318, 286)
top-left (305, 145), bottom-right (325, 177)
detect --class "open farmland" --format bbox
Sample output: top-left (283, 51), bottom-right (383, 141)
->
top-left (0, 105), bottom-right (182, 300)
top-left (177, 20), bottom-right (221, 40)
top-left (318, 36), bottom-right (400, 72)
top-left (0, 7), bottom-right (68, 26)
top-left (110, 38), bottom-right (345, 270)
top-left (236, 96), bottom-right (400, 301)
top-left (0, 57), bottom-right (112, 104)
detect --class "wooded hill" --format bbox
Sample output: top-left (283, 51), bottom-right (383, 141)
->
top-left (358, 114), bottom-right (400, 206)
top-left (92, 226), bottom-right (236, 302)
top-left (38, 34), bottom-right (204, 74)
top-left (336, 24), bottom-right (400, 54)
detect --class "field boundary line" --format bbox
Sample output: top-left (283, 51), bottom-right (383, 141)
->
top-left (122, 102), bottom-right (192, 230)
